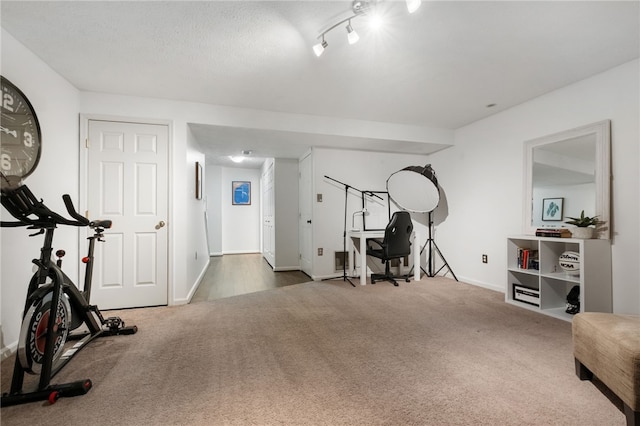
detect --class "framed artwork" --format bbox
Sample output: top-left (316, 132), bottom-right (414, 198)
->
top-left (232, 181), bottom-right (251, 205)
top-left (195, 162), bottom-right (203, 200)
top-left (542, 197), bottom-right (563, 221)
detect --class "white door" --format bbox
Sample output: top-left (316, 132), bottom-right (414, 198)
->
top-left (86, 119), bottom-right (169, 309)
top-left (262, 161), bottom-right (275, 267)
top-left (299, 153), bottom-right (313, 276)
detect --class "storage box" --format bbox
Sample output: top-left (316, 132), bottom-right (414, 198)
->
top-left (513, 284), bottom-right (540, 307)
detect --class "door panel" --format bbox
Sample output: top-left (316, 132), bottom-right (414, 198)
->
top-left (299, 153), bottom-right (312, 276)
top-left (87, 120), bottom-right (168, 309)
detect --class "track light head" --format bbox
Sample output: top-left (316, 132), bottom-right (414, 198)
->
top-left (346, 21), bottom-right (359, 45)
top-left (313, 38), bottom-right (328, 57)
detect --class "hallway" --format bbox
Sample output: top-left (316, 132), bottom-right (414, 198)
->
top-left (191, 253), bottom-right (311, 302)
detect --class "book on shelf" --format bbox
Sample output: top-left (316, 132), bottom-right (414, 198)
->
top-left (535, 228), bottom-right (572, 238)
top-left (516, 247), bottom-right (539, 270)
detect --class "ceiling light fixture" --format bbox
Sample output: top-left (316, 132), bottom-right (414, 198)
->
top-left (313, 0), bottom-right (370, 56)
top-left (229, 150), bottom-right (252, 163)
top-left (406, 0), bottom-right (421, 14)
top-left (313, 0), bottom-right (418, 57)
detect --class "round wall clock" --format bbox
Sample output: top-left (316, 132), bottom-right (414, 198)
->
top-left (1, 76), bottom-right (42, 184)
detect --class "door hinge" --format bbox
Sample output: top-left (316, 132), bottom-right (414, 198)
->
top-left (85, 138), bottom-right (90, 148)
top-left (85, 210), bottom-right (90, 219)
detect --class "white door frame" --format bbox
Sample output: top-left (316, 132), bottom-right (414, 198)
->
top-left (79, 114), bottom-right (174, 305)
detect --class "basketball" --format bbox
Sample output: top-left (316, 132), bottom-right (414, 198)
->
top-left (559, 251), bottom-right (580, 273)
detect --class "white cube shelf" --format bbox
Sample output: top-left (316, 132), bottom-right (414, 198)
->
top-left (506, 236), bottom-right (612, 321)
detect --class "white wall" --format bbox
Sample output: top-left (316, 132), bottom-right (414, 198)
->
top-left (429, 59), bottom-right (639, 314)
top-left (311, 148), bottom-right (431, 279)
top-left (1, 30), bottom-right (81, 353)
top-left (272, 158), bottom-right (300, 270)
top-left (206, 165), bottom-right (223, 256)
top-left (184, 127), bottom-right (209, 302)
top-left (221, 167), bottom-right (262, 254)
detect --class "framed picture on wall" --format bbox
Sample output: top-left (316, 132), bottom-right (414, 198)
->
top-left (542, 197), bottom-right (563, 221)
top-left (232, 181), bottom-right (251, 205)
top-left (195, 162), bottom-right (203, 200)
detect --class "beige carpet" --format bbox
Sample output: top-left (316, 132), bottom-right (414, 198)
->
top-left (1, 277), bottom-right (624, 425)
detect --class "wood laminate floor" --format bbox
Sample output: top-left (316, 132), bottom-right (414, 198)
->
top-left (191, 253), bottom-right (312, 302)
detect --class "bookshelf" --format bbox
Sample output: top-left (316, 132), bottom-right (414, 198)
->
top-left (506, 236), bottom-right (612, 321)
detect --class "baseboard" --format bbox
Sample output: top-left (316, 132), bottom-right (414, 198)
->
top-left (456, 275), bottom-right (504, 293)
top-left (1, 341), bottom-right (17, 360)
top-left (222, 250), bottom-right (261, 255)
top-left (273, 266), bottom-right (301, 272)
top-left (182, 257), bottom-right (211, 304)
top-left (209, 252), bottom-right (223, 257)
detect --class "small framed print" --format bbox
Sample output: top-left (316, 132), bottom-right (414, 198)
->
top-left (232, 181), bottom-right (251, 205)
top-left (542, 197), bottom-right (563, 221)
top-left (195, 162), bottom-right (203, 200)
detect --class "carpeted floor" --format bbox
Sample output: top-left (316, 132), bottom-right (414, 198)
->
top-left (1, 277), bottom-right (624, 425)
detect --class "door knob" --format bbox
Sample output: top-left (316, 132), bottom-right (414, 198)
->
top-left (156, 220), bottom-right (166, 230)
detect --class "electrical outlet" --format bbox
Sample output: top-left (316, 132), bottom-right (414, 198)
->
top-left (482, 254), bottom-right (488, 263)
top-left (318, 248), bottom-right (323, 256)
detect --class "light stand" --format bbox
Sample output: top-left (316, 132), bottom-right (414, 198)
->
top-left (324, 175), bottom-right (384, 287)
top-left (421, 211), bottom-right (458, 280)
top-left (387, 164), bottom-right (457, 281)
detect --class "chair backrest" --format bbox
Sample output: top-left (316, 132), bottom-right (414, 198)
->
top-left (383, 211), bottom-right (413, 258)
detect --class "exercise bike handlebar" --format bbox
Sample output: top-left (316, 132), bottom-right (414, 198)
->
top-left (1, 184), bottom-right (90, 229)
top-left (62, 194), bottom-right (90, 226)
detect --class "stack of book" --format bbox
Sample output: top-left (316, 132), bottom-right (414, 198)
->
top-left (517, 247), bottom-right (539, 270)
top-left (535, 228), bottom-right (572, 238)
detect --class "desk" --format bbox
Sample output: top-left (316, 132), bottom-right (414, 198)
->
top-left (348, 229), bottom-right (420, 286)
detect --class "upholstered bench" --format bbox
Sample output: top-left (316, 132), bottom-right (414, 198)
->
top-left (573, 312), bottom-right (640, 426)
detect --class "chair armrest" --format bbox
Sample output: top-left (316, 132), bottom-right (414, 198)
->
top-left (367, 238), bottom-right (385, 250)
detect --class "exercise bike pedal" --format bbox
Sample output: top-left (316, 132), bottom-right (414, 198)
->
top-left (101, 317), bottom-right (138, 336)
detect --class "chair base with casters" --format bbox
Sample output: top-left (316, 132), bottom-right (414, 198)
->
top-left (370, 258), bottom-right (411, 286)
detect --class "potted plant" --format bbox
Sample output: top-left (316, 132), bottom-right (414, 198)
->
top-left (565, 210), bottom-right (599, 239)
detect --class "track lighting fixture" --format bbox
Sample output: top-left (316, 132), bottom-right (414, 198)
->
top-left (313, 0), bottom-right (419, 57)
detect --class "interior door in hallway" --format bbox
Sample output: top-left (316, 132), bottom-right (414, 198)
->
top-left (86, 119), bottom-right (169, 309)
top-left (299, 153), bottom-right (312, 276)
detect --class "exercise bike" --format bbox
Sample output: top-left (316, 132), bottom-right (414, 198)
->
top-left (0, 183), bottom-right (137, 406)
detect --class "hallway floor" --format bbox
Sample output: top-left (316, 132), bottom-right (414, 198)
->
top-left (191, 253), bottom-right (312, 302)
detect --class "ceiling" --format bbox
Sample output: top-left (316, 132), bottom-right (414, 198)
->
top-left (2, 1), bottom-right (639, 168)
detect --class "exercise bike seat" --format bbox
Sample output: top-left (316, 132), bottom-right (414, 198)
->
top-left (91, 220), bottom-right (112, 229)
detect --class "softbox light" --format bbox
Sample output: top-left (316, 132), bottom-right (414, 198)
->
top-left (387, 164), bottom-right (439, 213)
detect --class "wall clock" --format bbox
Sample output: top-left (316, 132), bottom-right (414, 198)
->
top-left (1, 76), bottom-right (42, 185)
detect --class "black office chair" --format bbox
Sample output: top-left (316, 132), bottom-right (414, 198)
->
top-left (366, 211), bottom-right (413, 286)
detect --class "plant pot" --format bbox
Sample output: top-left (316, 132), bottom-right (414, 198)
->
top-left (570, 227), bottom-right (594, 239)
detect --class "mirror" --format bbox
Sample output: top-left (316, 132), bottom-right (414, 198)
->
top-left (523, 120), bottom-right (610, 239)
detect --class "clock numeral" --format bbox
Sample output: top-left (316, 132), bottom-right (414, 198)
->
top-left (1, 153), bottom-right (11, 171)
top-left (2, 93), bottom-right (14, 112)
top-left (23, 131), bottom-right (33, 147)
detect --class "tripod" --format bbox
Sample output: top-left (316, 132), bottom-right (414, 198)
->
top-left (323, 176), bottom-right (356, 287)
top-left (414, 211), bottom-right (458, 280)
top-left (323, 176), bottom-right (385, 287)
